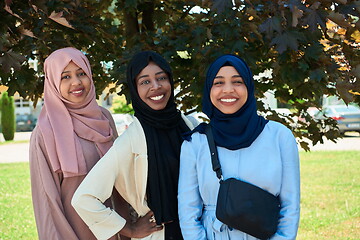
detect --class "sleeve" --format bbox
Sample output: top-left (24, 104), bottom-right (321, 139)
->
top-left (178, 139), bottom-right (207, 240)
top-left (271, 128), bottom-right (301, 240)
top-left (29, 128), bottom-right (78, 240)
top-left (71, 134), bottom-right (130, 240)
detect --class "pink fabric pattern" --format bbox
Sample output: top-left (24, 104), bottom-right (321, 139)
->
top-left (38, 47), bottom-right (113, 177)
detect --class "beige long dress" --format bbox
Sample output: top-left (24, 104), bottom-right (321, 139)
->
top-left (29, 108), bottom-right (129, 240)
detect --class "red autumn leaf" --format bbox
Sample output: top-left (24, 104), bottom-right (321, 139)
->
top-left (259, 17), bottom-right (282, 39)
top-left (19, 27), bottom-right (37, 38)
top-left (270, 32), bottom-right (299, 53)
top-left (328, 11), bottom-right (351, 28)
top-left (4, 4), bottom-right (24, 21)
top-left (0, 51), bottom-right (27, 73)
top-left (302, 5), bottom-right (327, 31)
top-left (336, 80), bottom-right (354, 104)
top-left (49, 11), bottom-right (75, 29)
top-left (211, 0), bottom-right (233, 13)
top-left (292, 6), bottom-right (303, 27)
top-left (351, 64), bottom-right (360, 78)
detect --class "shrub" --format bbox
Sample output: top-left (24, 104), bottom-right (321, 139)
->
top-left (111, 95), bottom-right (134, 114)
top-left (1, 92), bottom-right (15, 141)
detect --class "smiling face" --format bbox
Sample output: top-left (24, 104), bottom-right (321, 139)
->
top-left (59, 61), bottom-right (91, 104)
top-left (136, 61), bottom-right (171, 110)
top-left (210, 66), bottom-right (248, 114)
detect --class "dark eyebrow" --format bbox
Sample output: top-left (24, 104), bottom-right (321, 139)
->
top-left (232, 75), bottom-right (242, 78)
top-left (61, 68), bottom-right (82, 74)
top-left (155, 71), bottom-right (166, 76)
top-left (137, 71), bottom-right (166, 81)
top-left (137, 74), bottom-right (149, 81)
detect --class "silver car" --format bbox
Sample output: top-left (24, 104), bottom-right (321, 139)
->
top-left (315, 105), bottom-right (360, 135)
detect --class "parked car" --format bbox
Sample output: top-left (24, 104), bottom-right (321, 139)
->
top-left (16, 114), bottom-right (37, 132)
top-left (315, 105), bottom-right (360, 135)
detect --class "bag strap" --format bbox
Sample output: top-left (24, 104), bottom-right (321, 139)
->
top-left (205, 124), bottom-right (223, 180)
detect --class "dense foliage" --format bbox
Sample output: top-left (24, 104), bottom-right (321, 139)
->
top-left (1, 0), bottom-right (359, 149)
top-left (1, 92), bottom-right (15, 141)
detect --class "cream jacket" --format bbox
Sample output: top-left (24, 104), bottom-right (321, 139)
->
top-left (72, 115), bottom-right (195, 240)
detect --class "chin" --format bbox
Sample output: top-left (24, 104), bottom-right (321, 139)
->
top-left (153, 106), bottom-right (166, 111)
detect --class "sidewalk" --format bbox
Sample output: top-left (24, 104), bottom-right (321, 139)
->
top-left (0, 132), bottom-right (31, 164)
top-left (0, 131), bottom-right (359, 164)
top-left (300, 132), bottom-right (360, 151)
top-left (0, 131), bottom-right (32, 142)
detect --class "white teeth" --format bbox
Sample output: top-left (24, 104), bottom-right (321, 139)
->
top-left (71, 90), bottom-right (83, 94)
top-left (150, 95), bottom-right (164, 101)
top-left (220, 98), bottom-right (236, 102)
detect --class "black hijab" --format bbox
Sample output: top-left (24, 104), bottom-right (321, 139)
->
top-left (126, 51), bottom-right (189, 235)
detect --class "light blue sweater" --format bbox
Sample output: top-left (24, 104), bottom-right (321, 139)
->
top-left (178, 120), bottom-right (300, 240)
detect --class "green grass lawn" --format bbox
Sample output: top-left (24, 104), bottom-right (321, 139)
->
top-left (298, 151), bottom-right (359, 240)
top-left (0, 151), bottom-right (359, 239)
top-left (0, 162), bottom-right (37, 239)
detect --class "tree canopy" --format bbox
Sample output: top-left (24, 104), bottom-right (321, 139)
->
top-left (1, 0), bottom-right (359, 150)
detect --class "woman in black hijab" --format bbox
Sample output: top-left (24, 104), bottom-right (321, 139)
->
top-left (73, 51), bottom-right (196, 240)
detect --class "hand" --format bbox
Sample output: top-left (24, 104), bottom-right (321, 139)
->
top-left (119, 211), bottom-right (163, 238)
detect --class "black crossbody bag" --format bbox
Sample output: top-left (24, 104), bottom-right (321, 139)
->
top-left (205, 125), bottom-right (280, 240)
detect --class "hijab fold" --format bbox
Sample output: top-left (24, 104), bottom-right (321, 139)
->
top-left (127, 51), bottom-right (189, 235)
top-left (193, 54), bottom-right (268, 150)
top-left (38, 47), bottom-right (113, 178)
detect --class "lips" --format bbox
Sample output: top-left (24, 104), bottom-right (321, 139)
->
top-left (220, 98), bottom-right (237, 103)
top-left (219, 95), bottom-right (239, 104)
top-left (149, 94), bottom-right (164, 101)
top-left (70, 87), bottom-right (85, 96)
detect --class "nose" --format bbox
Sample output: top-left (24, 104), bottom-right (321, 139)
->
top-left (71, 76), bottom-right (82, 85)
top-left (223, 82), bottom-right (234, 93)
top-left (150, 80), bottom-right (161, 90)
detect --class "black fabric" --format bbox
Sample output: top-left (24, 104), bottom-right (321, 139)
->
top-left (216, 179), bottom-right (280, 239)
top-left (205, 125), bottom-right (280, 239)
top-left (126, 51), bottom-right (189, 238)
top-left (127, 51), bottom-right (180, 129)
top-left (164, 220), bottom-right (183, 240)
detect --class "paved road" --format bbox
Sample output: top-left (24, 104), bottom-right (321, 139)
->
top-left (0, 132), bottom-right (31, 164)
top-left (302, 133), bottom-right (360, 151)
top-left (0, 132), bottom-right (359, 163)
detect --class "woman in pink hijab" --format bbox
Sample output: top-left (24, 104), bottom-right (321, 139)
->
top-left (29, 47), bottom-right (128, 240)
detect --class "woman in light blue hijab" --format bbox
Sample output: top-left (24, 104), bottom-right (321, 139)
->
top-left (178, 54), bottom-right (300, 240)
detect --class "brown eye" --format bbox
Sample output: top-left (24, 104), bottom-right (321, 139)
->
top-left (157, 76), bottom-right (168, 81)
top-left (140, 80), bottom-right (151, 85)
top-left (213, 81), bottom-right (223, 86)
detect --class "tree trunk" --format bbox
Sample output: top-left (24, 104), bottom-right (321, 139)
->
top-left (141, 1), bottom-right (155, 32)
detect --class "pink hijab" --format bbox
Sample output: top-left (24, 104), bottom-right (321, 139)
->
top-left (38, 47), bottom-right (113, 178)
